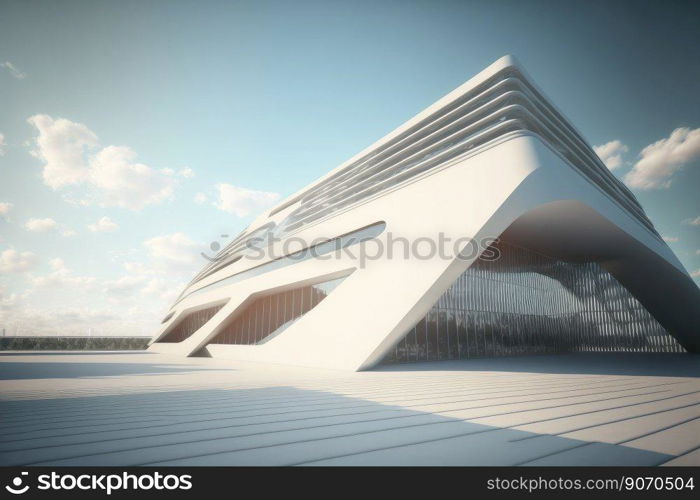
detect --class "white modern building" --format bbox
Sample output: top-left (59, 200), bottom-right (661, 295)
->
top-left (149, 55), bottom-right (700, 370)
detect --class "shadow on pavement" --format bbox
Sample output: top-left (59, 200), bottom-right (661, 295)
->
top-left (0, 386), bottom-right (678, 467)
top-left (0, 361), bottom-right (232, 380)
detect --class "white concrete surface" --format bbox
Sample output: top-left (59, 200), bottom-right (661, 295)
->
top-left (1, 351), bottom-right (699, 466)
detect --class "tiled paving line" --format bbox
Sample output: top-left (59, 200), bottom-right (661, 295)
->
top-left (12, 382), bottom-right (700, 464)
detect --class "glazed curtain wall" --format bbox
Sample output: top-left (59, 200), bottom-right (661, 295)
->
top-left (158, 302), bottom-right (226, 343)
top-left (383, 242), bottom-right (684, 364)
top-left (207, 277), bottom-right (346, 346)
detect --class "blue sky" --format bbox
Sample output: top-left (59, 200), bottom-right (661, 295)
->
top-left (0, 0), bottom-right (698, 335)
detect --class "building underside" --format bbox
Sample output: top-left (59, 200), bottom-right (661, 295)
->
top-left (383, 240), bottom-right (684, 365)
top-left (149, 56), bottom-right (700, 370)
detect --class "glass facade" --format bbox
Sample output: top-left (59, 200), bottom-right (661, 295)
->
top-left (208, 276), bottom-right (346, 345)
top-left (159, 302), bottom-right (227, 343)
top-left (382, 242), bottom-right (684, 364)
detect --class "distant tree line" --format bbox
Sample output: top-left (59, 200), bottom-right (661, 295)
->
top-left (0, 337), bottom-right (150, 351)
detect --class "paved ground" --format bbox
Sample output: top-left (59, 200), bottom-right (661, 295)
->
top-left (0, 351), bottom-right (699, 466)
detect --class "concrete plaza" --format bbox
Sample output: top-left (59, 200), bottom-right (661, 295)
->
top-left (1, 351), bottom-right (698, 466)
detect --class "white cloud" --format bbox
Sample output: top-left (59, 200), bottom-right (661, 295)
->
top-left (0, 284), bottom-right (19, 312)
top-left (624, 128), bottom-right (700, 189)
top-left (215, 183), bottom-right (280, 217)
top-left (0, 228), bottom-right (203, 335)
top-left (89, 146), bottom-right (178, 210)
top-left (24, 217), bottom-right (75, 237)
top-left (0, 202), bottom-right (13, 221)
top-left (15, 254), bottom-right (163, 333)
top-left (0, 133), bottom-right (6, 156)
top-left (113, 239), bottom-right (194, 309)
top-left (49, 258), bottom-right (64, 271)
top-left (102, 275), bottom-right (147, 297)
top-left (99, 233), bottom-right (200, 309)
top-left (30, 258), bottom-right (96, 289)
top-left (682, 216), bottom-right (700, 226)
top-left (662, 236), bottom-right (679, 243)
top-left (144, 232), bottom-right (200, 268)
top-left (0, 303), bottom-right (146, 337)
top-left (593, 140), bottom-right (628, 170)
top-left (179, 167), bottom-right (195, 178)
top-left (87, 216), bottom-right (118, 233)
top-left (691, 269), bottom-right (700, 278)
top-left (140, 277), bottom-right (166, 296)
top-left (194, 192), bottom-right (208, 204)
top-left (140, 277), bottom-right (183, 303)
top-left (0, 248), bottom-right (37, 273)
top-left (102, 233), bottom-right (199, 308)
top-left (0, 240), bottom-right (195, 335)
top-left (25, 217), bottom-right (58, 232)
top-left (122, 261), bottom-right (155, 275)
top-left (1, 61), bottom-right (26, 79)
top-left (27, 114), bottom-right (181, 210)
top-left (27, 114), bottom-right (98, 189)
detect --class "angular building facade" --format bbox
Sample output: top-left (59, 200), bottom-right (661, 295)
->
top-left (149, 56), bottom-right (699, 370)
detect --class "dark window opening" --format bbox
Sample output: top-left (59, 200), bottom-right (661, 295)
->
top-left (207, 276), bottom-right (346, 346)
top-left (158, 302), bottom-right (227, 343)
